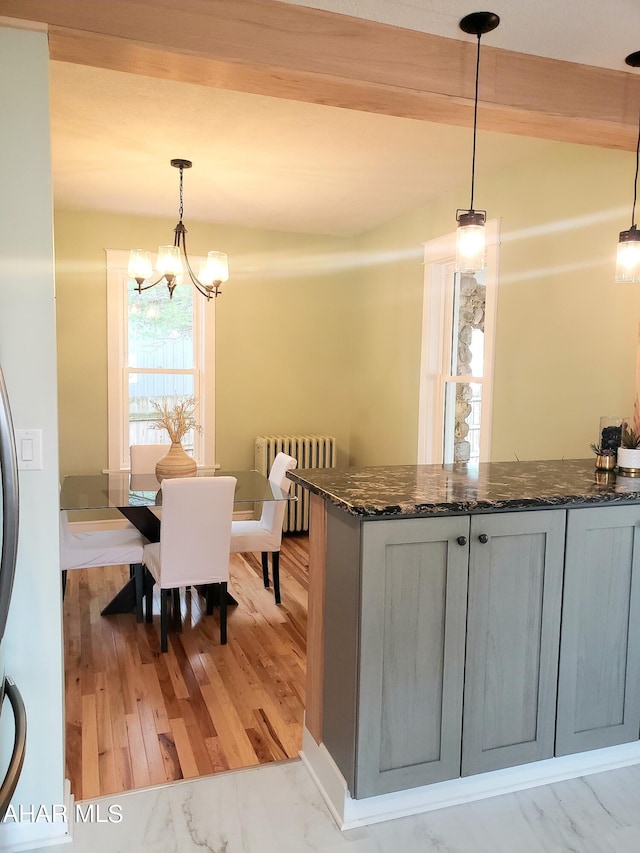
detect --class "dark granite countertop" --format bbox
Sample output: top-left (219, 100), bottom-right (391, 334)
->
top-left (287, 459), bottom-right (640, 518)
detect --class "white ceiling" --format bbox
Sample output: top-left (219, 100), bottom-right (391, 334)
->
top-left (48, 0), bottom-right (640, 237)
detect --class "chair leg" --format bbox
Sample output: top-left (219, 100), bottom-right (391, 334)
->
top-left (205, 584), bottom-right (215, 615)
top-left (261, 552), bottom-right (270, 588)
top-left (144, 568), bottom-right (154, 623)
top-left (133, 563), bottom-right (144, 623)
top-left (220, 581), bottom-right (228, 645)
top-left (62, 570), bottom-right (67, 601)
top-left (272, 551), bottom-right (281, 605)
top-left (172, 587), bottom-right (182, 633)
top-left (160, 588), bottom-right (169, 652)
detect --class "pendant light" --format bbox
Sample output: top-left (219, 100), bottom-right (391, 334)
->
top-left (456, 12), bottom-right (500, 273)
top-left (615, 51), bottom-right (640, 283)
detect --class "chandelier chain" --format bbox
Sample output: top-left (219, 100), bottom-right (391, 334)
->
top-left (178, 166), bottom-right (184, 221)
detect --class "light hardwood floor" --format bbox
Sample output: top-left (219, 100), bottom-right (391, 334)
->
top-left (62, 535), bottom-right (309, 800)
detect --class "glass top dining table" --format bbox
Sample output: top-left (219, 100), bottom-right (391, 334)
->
top-left (60, 469), bottom-right (294, 616)
top-left (60, 469), bottom-right (291, 512)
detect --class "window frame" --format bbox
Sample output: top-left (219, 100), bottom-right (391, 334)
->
top-left (106, 248), bottom-right (216, 472)
top-left (417, 220), bottom-right (499, 464)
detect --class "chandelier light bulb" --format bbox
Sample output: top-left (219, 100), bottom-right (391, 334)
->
top-left (199, 251), bottom-right (229, 286)
top-left (128, 249), bottom-right (153, 284)
top-left (156, 245), bottom-right (183, 279)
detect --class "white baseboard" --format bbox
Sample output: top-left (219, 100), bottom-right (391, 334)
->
top-left (300, 726), bottom-right (640, 830)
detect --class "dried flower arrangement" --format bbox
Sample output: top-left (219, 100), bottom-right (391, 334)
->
top-left (150, 396), bottom-right (201, 444)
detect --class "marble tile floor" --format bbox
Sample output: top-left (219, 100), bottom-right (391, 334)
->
top-left (33, 758), bottom-right (640, 853)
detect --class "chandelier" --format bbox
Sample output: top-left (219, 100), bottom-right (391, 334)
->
top-left (455, 12), bottom-right (500, 274)
top-left (128, 159), bottom-right (229, 300)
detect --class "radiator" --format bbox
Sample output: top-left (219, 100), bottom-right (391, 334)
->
top-left (255, 435), bottom-right (336, 533)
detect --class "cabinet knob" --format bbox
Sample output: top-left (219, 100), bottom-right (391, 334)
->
top-left (478, 533), bottom-right (489, 544)
top-left (457, 536), bottom-right (467, 546)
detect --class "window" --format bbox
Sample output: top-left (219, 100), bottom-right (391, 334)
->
top-left (418, 221), bottom-right (499, 464)
top-left (106, 249), bottom-right (215, 471)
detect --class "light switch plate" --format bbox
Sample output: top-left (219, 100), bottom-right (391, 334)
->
top-left (15, 429), bottom-right (43, 470)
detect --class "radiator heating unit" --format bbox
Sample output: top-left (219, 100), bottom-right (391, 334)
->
top-left (255, 435), bottom-right (336, 533)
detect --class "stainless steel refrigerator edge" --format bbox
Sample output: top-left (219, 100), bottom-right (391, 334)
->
top-left (0, 365), bottom-right (26, 818)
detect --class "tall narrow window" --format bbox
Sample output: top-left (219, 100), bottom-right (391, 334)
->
top-left (106, 249), bottom-right (215, 471)
top-left (418, 222), bottom-right (499, 464)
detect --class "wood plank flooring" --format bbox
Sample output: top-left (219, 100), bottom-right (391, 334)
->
top-left (63, 535), bottom-right (309, 800)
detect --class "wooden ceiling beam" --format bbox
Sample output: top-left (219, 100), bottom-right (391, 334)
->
top-left (1, 0), bottom-right (638, 150)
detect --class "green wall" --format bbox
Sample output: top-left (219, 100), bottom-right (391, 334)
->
top-left (348, 140), bottom-right (640, 465)
top-left (56, 140), bottom-right (640, 474)
top-left (54, 209), bottom-right (356, 475)
top-left (0, 27), bottom-right (65, 849)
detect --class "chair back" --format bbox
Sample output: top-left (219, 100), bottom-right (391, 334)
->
top-left (158, 476), bottom-right (236, 588)
top-left (130, 444), bottom-right (168, 489)
top-left (261, 453), bottom-right (297, 535)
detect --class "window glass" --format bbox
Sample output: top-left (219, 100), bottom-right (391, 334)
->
top-left (128, 373), bottom-right (196, 451)
top-left (127, 281), bottom-right (193, 370)
top-left (449, 271), bottom-right (486, 379)
top-left (127, 281), bottom-right (197, 452)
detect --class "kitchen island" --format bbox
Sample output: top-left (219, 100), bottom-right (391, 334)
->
top-left (288, 459), bottom-right (640, 828)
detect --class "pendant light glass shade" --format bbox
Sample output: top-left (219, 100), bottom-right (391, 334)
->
top-left (616, 226), bottom-right (640, 283)
top-left (456, 210), bottom-right (486, 273)
top-left (455, 12), bottom-right (500, 274)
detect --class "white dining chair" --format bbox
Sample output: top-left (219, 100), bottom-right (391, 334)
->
top-left (230, 452), bottom-right (297, 604)
top-left (59, 510), bottom-right (149, 620)
top-left (137, 476), bottom-right (237, 652)
top-left (130, 442), bottom-right (168, 484)
top-left (130, 443), bottom-right (168, 520)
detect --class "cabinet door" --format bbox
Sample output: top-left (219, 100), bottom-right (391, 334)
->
top-left (461, 510), bottom-right (565, 776)
top-left (556, 505), bottom-right (640, 755)
top-left (355, 515), bottom-right (470, 798)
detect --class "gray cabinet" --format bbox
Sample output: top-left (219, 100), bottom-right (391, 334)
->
top-left (461, 511), bottom-right (565, 775)
top-left (556, 505), bottom-right (640, 755)
top-left (355, 515), bottom-right (470, 798)
top-left (322, 502), bottom-right (640, 802)
top-left (353, 509), bottom-right (565, 797)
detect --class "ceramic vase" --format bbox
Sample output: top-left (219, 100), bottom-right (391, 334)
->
top-left (616, 446), bottom-right (640, 476)
top-left (155, 441), bottom-right (197, 482)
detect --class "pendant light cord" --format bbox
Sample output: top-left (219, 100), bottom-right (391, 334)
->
top-left (469, 32), bottom-right (482, 212)
top-left (632, 111), bottom-right (640, 228)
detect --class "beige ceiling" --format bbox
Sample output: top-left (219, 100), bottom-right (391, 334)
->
top-left (48, 0), bottom-right (639, 237)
